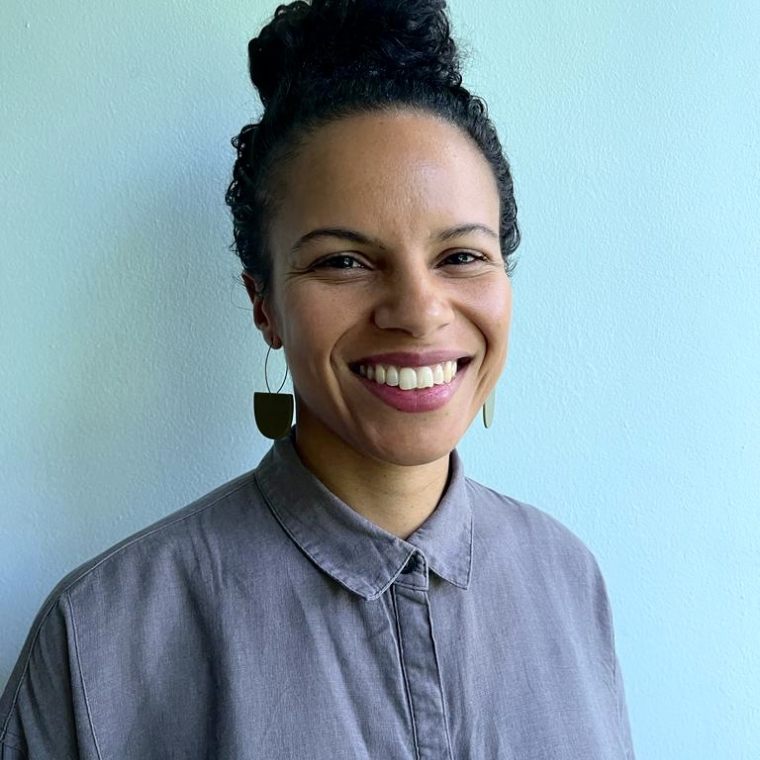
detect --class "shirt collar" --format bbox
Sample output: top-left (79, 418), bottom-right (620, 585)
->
top-left (253, 431), bottom-right (473, 600)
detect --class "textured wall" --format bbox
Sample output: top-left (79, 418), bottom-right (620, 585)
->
top-left (1, 1), bottom-right (758, 757)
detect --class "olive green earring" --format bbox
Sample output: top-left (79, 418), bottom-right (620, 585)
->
top-left (482, 390), bottom-right (495, 429)
top-left (254, 343), bottom-right (294, 439)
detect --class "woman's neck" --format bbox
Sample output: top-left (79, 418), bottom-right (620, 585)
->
top-left (293, 422), bottom-right (451, 540)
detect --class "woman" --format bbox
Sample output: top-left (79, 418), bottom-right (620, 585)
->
top-left (0, 1), bottom-right (635, 757)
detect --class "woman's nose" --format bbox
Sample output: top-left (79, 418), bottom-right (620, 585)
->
top-left (372, 266), bottom-right (455, 338)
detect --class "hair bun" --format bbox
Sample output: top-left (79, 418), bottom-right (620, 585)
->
top-left (248, 0), bottom-right (462, 107)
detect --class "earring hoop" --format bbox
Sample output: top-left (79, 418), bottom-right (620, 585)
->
top-left (254, 343), bottom-right (294, 440)
top-left (264, 343), bottom-right (289, 394)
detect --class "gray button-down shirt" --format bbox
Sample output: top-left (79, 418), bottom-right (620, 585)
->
top-left (1, 434), bottom-right (635, 758)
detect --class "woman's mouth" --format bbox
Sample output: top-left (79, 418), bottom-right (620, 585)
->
top-left (351, 358), bottom-right (470, 390)
top-left (348, 357), bottom-right (472, 413)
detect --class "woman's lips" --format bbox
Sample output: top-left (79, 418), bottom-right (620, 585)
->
top-left (353, 360), bottom-right (469, 413)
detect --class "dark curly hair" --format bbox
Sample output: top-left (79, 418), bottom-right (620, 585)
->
top-left (225, 0), bottom-right (520, 297)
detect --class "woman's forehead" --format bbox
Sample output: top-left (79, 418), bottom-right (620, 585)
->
top-left (271, 110), bottom-right (500, 247)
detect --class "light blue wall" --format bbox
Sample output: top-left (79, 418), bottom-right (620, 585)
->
top-left (1, 1), bottom-right (758, 756)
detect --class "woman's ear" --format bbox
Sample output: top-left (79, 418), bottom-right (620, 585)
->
top-left (242, 272), bottom-right (282, 349)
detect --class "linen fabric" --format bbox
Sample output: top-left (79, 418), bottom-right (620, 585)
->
top-left (1, 433), bottom-right (635, 759)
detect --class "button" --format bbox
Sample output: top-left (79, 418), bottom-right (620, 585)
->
top-left (400, 555), bottom-right (417, 574)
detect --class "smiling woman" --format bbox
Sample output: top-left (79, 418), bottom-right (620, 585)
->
top-left (0, 1), bottom-right (634, 758)
top-left (251, 111), bottom-right (512, 491)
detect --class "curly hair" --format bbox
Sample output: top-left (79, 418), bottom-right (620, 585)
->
top-left (225, 0), bottom-right (520, 297)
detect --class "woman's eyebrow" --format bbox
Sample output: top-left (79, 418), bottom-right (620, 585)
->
top-left (290, 223), bottom-right (499, 257)
top-left (435, 223), bottom-right (499, 243)
top-left (290, 227), bottom-right (384, 256)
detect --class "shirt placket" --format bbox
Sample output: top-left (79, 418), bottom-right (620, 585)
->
top-left (392, 551), bottom-right (453, 760)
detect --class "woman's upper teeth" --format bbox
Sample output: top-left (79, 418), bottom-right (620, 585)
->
top-left (358, 360), bottom-right (458, 390)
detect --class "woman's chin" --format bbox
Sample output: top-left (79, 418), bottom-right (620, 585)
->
top-left (293, 396), bottom-right (479, 469)
top-left (351, 421), bottom-right (468, 468)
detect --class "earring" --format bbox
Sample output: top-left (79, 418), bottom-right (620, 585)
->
top-left (482, 389), bottom-right (495, 429)
top-left (254, 343), bottom-right (294, 439)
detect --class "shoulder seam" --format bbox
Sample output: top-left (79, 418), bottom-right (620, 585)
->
top-left (64, 592), bottom-right (104, 760)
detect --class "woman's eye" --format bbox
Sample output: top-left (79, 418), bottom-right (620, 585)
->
top-left (315, 255), bottom-right (365, 269)
top-left (443, 251), bottom-right (485, 266)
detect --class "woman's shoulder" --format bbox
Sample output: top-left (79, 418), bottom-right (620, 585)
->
top-left (0, 469), bottom-right (281, 723)
top-left (19, 467), bottom-right (282, 641)
top-left (464, 476), bottom-right (606, 582)
top-left (62, 471), bottom-right (261, 589)
top-left (463, 476), bottom-right (617, 656)
top-left (0, 468), bottom-right (279, 752)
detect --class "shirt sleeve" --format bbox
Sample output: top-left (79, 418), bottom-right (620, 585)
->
top-left (0, 593), bottom-right (99, 760)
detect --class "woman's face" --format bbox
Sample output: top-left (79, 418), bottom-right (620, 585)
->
top-left (248, 109), bottom-right (512, 467)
